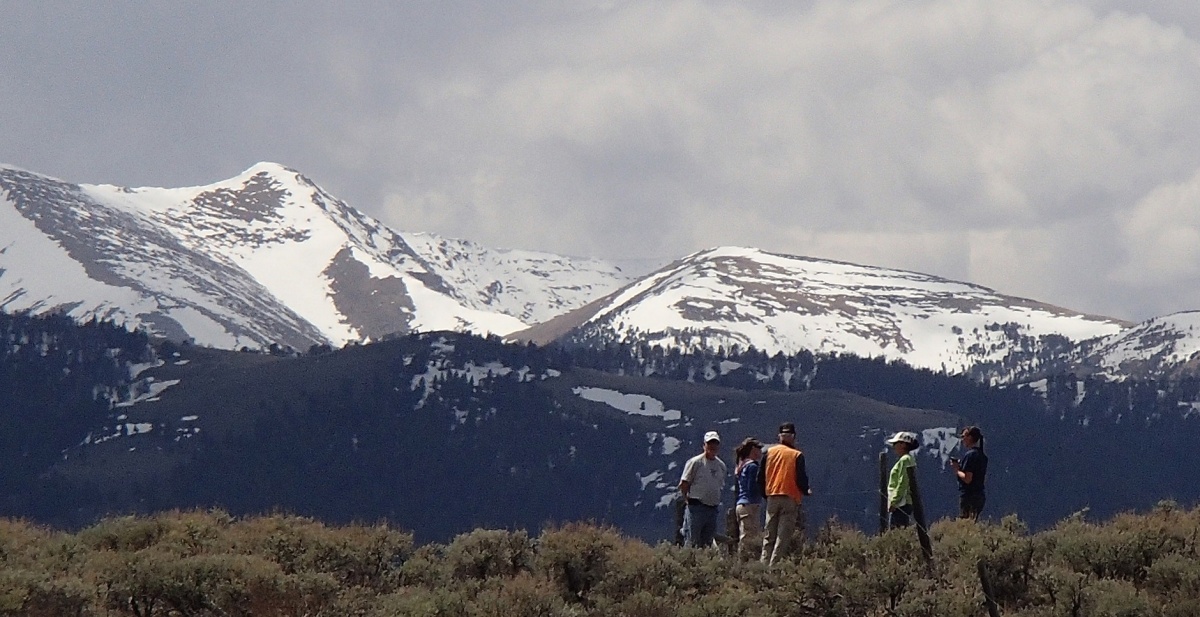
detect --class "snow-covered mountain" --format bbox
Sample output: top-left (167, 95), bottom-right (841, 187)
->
top-left (0, 163), bottom-right (629, 349)
top-left (1067, 311), bottom-right (1200, 381)
top-left (516, 246), bottom-right (1132, 381)
top-left (8, 162), bottom-right (1200, 383)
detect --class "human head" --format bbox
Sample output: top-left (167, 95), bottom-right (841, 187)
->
top-left (703, 431), bottom-right (721, 458)
top-left (735, 437), bottom-right (763, 461)
top-left (885, 431), bottom-right (920, 454)
top-left (778, 422), bottom-right (796, 445)
top-left (961, 426), bottom-right (983, 449)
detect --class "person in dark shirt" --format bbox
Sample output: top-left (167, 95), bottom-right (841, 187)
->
top-left (949, 425), bottom-right (987, 520)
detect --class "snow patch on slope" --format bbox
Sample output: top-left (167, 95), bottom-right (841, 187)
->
top-left (572, 387), bottom-right (683, 421)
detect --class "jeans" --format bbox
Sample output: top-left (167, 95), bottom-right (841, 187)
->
top-left (683, 501), bottom-right (719, 548)
top-left (760, 495), bottom-right (799, 565)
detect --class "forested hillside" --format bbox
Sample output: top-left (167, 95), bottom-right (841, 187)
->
top-left (0, 312), bottom-right (153, 519)
top-left (3, 311), bottom-right (1200, 543)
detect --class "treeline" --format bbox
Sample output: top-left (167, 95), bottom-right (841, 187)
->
top-left (4, 503), bottom-right (1200, 616)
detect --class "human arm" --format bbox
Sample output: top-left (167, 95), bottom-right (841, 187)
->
top-left (795, 452), bottom-right (811, 496)
top-left (952, 452), bottom-right (976, 485)
top-left (757, 447), bottom-right (769, 496)
top-left (679, 457), bottom-right (697, 499)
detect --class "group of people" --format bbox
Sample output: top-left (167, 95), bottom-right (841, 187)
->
top-left (884, 425), bottom-right (988, 529)
top-left (678, 422), bottom-right (812, 564)
top-left (678, 422), bottom-right (988, 563)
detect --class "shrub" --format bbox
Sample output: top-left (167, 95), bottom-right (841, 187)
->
top-left (367, 585), bottom-right (471, 617)
top-left (9, 503), bottom-right (1200, 616)
top-left (590, 589), bottom-right (675, 617)
top-left (768, 556), bottom-right (875, 616)
top-left (1028, 565), bottom-right (1088, 616)
top-left (598, 541), bottom-right (734, 601)
top-left (101, 548), bottom-right (339, 617)
top-left (444, 529), bottom-right (535, 580)
top-left (398, 543), bottom-right (452, 588)
top-left (233, 515), bottom-right (413, 590)
top-left (1082, 578), bottom-right (1155, 617)
top-left (0, 569), bottom-right (91, 617)
top-left (0, 520), bottom-right (66, 569)
top-left (154, 509), bottom-right (236, 557)
top-left (466, 572), bottom-right (567, 617)
top-left (78, 516), bottom-right (169, 553)
top-left (534, 523), bottom-right (623, 602)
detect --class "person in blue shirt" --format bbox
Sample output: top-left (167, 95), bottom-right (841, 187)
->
top-left (733, 437), bottom-right (764, 560)
top-left (950, 425), bottom-right (988, 520)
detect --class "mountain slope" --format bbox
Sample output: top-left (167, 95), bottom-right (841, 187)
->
top-left (0, 163), bottom-right (629, 349)
top-left (1069, 311), bottom-right (1200, 380)
top-left (516, 246), bottom-right (1130, 381)
top-left (42, 331), bottom-right (963, 539)
top-left (13, 325), bottom-right (1200, 540)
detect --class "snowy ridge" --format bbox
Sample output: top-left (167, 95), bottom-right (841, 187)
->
top-left (530, 247), bottom-right (1129, 381)
top-left (400, 233), bottom-right (629, 325)
top-left (0, 163), bottom-right (629, 349)
top-left (7, 163), bottom-right (1200, 383)
top-left (1070, 311), bottom-right (1200, 380)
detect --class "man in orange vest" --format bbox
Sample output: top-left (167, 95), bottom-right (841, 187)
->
top-left (756, 422), bottom-right (811, 565)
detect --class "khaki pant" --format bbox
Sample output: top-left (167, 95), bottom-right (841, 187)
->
top-left (760, 495), bottom-right (799, 565)
top-left (735, 503), bottom-right (762, 561)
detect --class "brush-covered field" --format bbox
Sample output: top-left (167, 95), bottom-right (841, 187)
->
top-left (4, 502), bottom-right (1200, 616)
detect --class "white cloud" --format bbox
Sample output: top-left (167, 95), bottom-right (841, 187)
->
top-left (4, 1), bottom-right (1200, 320)
top-left (1115, 169), bottom-right (1200, 285)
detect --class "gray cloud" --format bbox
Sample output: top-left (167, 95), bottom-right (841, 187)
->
top-left (3, 1), bottom-right (1200, 321)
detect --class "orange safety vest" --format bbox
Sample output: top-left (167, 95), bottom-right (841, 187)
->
top-left (763, 445), bottom-right (804, 502)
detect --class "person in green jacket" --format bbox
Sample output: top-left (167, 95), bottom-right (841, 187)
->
top-left (885, 432), bottom-right (920, 529)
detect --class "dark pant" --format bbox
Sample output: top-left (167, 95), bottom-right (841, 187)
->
top-left (889, 505), bottom-right (913, 529)
top-left (683, 501), bottom-right (719, 548)
top-left (960, 494), bottom-right (985, 520)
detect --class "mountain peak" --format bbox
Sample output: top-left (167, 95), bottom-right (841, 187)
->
top-left (516, 246), bottom-right (1128, 382)
top-left (231, 162), bottom-right (312, 189)
top-left (0, 163), bottom-right (627, 349)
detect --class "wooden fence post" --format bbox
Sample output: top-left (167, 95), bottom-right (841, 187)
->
top-left (906, 467), bottom-right (933, 566)
top-left (977, 559), bottom-right (1002, 617)
top-left (878, 451), bottom-right (888, 534)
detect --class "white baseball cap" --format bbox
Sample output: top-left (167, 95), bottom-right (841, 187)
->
top-left (703, 430), bottom-right (721, 443)
top-left (885, 431), bottom-right (919, 447)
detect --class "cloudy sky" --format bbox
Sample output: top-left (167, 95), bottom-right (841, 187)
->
top-left (3, 1), bottom-right (1200, 322)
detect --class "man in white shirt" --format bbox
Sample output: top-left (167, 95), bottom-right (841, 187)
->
top-left (679, 430), bottom-right (728, 548)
